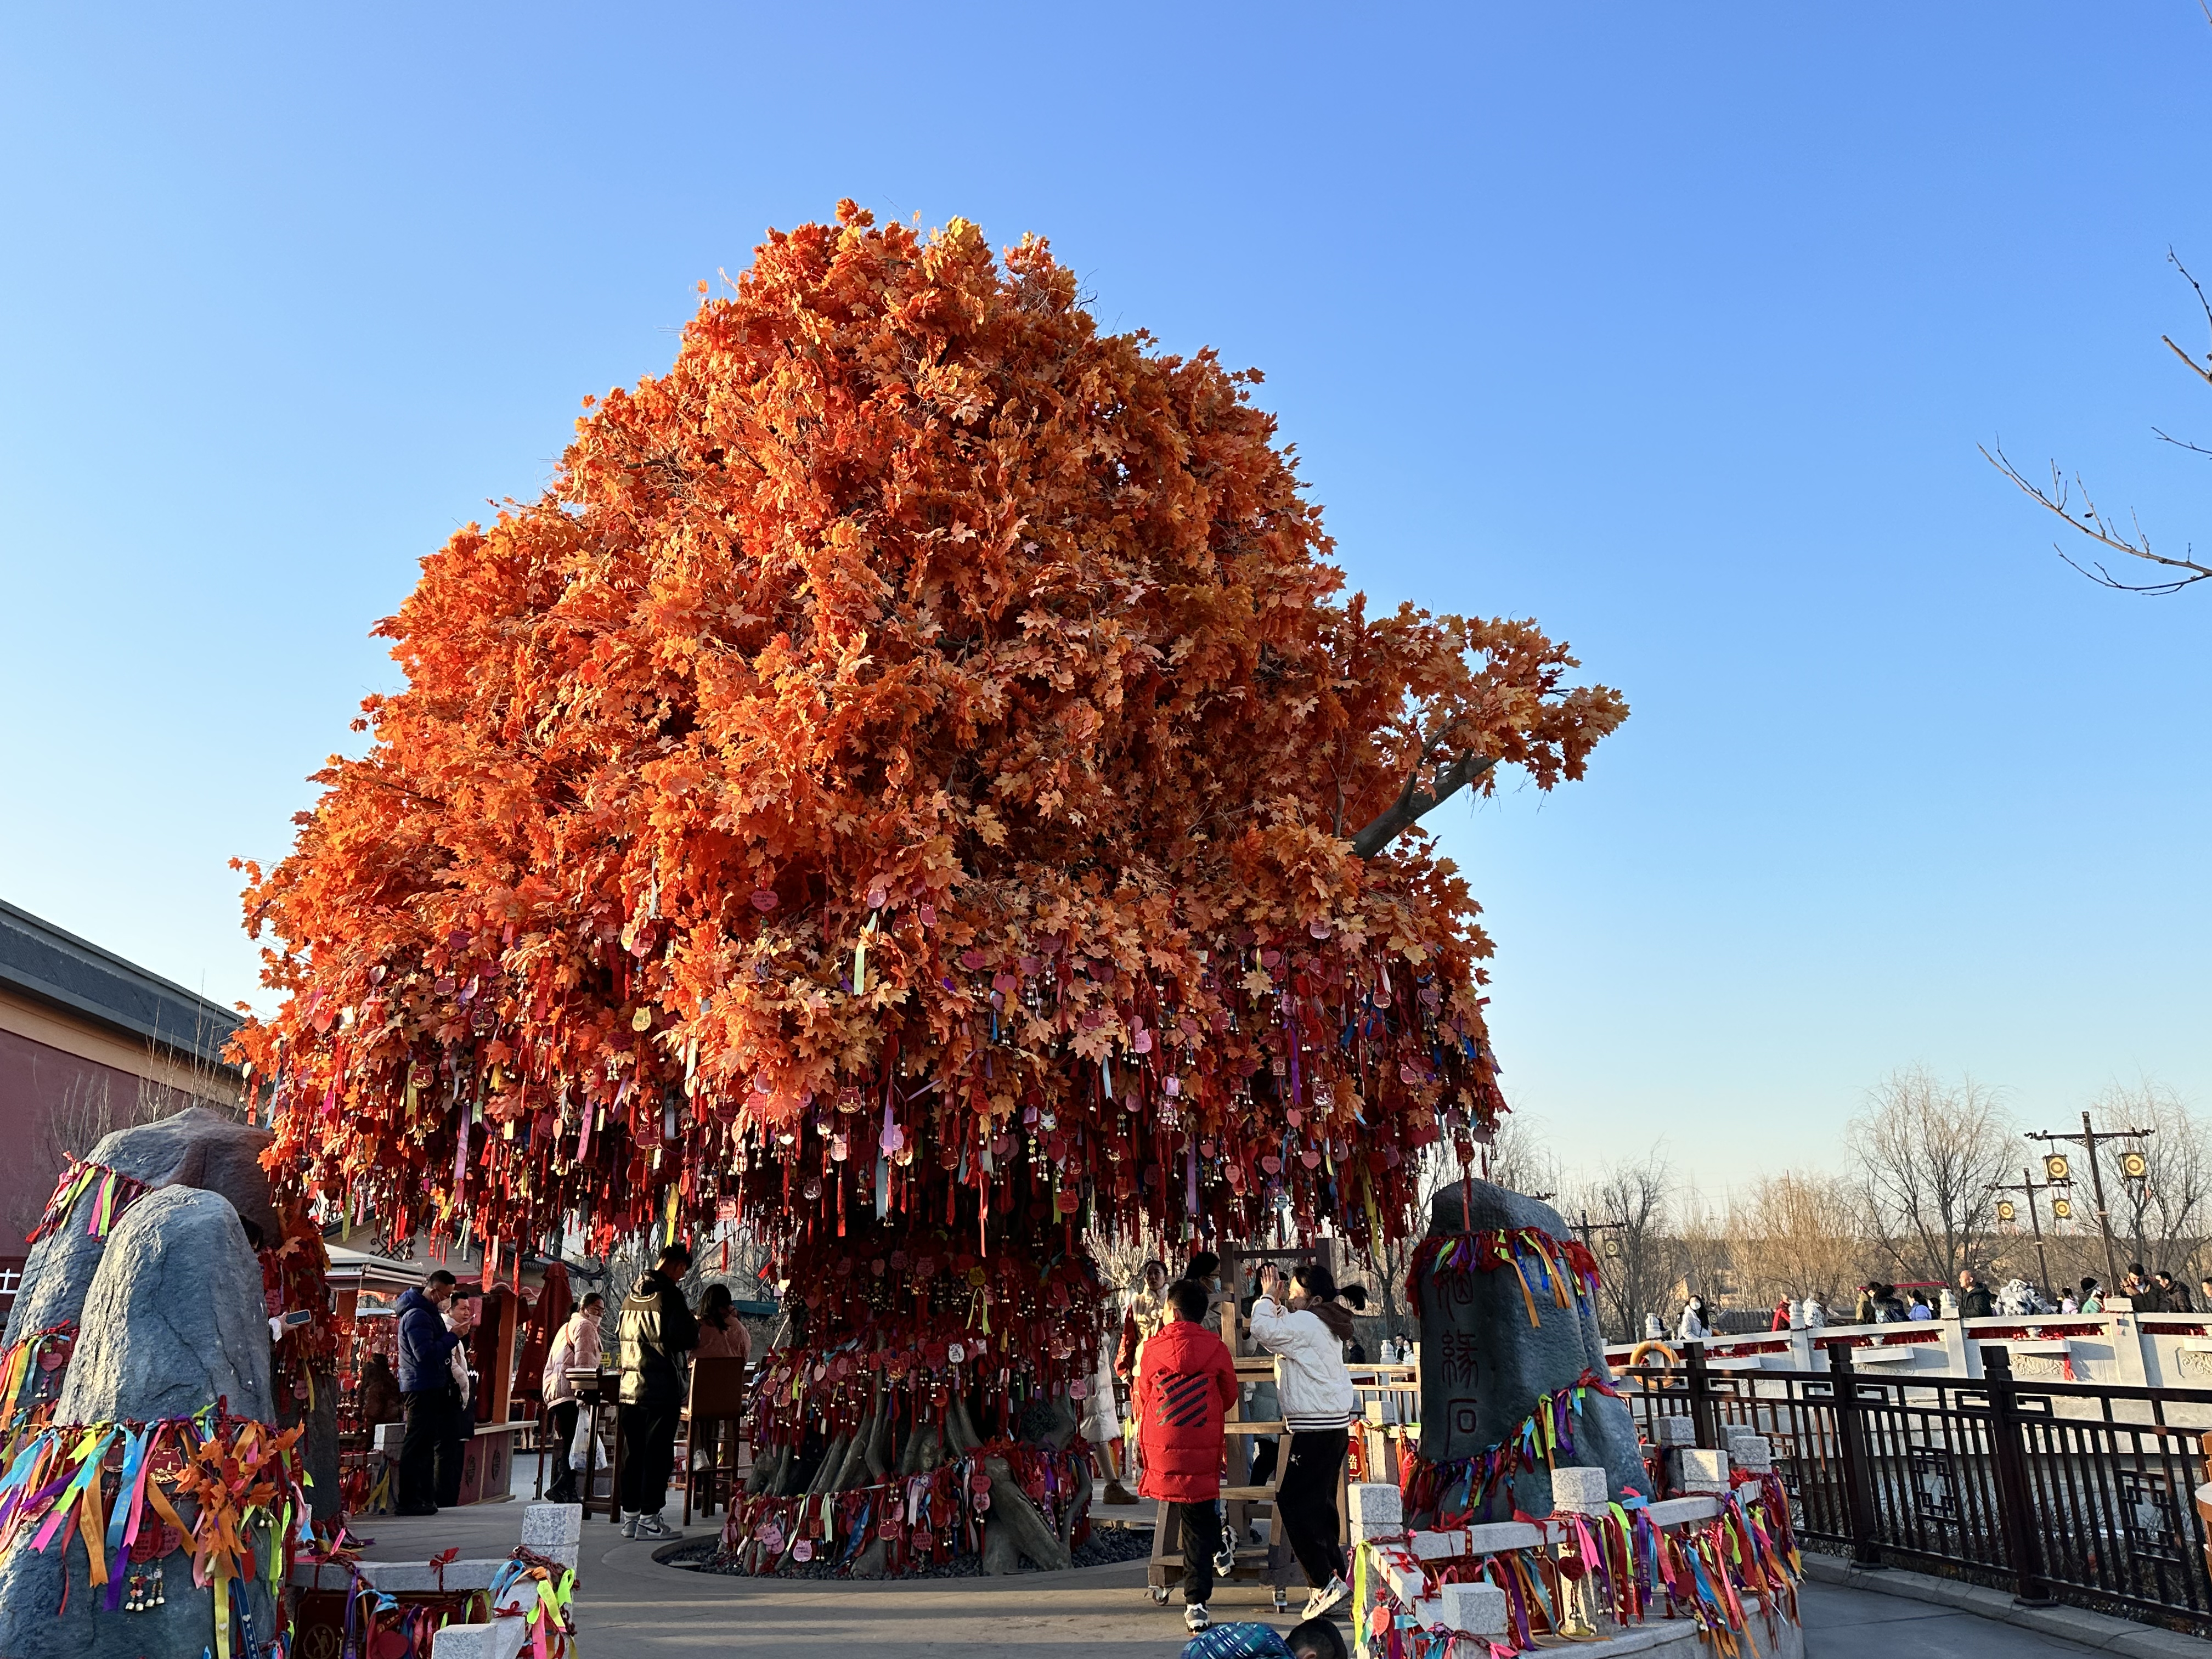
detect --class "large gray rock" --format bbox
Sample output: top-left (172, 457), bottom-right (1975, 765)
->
top-left (1413, 1180), bottom-right (1651, 1522)
top-left (57, 1187), bottom-right (274, 1425)
top-left (0, 1187), bottom-right (280, 1659)
top-left (3, 1107), bottom-right (274, 1349)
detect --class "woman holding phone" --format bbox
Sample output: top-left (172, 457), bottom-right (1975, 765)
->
top-left (1249, 1261), bottom-right (1357, 1619)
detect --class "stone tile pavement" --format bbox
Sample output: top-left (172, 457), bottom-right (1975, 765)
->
top-left (349, 1494), bottom-right (2187, 1657)
top-left (1802, 1581), bottom-right (2106, 1658)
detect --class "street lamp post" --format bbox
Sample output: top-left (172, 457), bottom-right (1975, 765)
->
top-left (1989, 1164), bottom-right (2072, 1297)
top-left (1570, 1208), bottom-right (1631, 1336)
top-left (2026, 1111), bottom-right (2155, 1296)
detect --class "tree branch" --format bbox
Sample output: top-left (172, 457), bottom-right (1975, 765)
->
top-left (1350, 751), bottom-right (1497, 860)
top-left (1982, 444), bottom-right (2212, 595)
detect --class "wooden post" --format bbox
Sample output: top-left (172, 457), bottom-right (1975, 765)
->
top-left (487, 1288), bottom-right (521, 1425)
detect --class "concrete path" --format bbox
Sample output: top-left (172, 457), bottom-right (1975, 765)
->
top-left (350, 1499), bottom-right (2118, 1656)
top-left (1801, 1581), bottom-right (2098, 1657)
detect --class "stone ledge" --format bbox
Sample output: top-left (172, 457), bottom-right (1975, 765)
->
top-left (1643, 1496), bottom-right (1722, 1527)
top-left (1801, 1552), bottom-right (2210, 1657)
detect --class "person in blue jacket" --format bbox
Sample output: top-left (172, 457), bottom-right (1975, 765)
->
top-left (395, 1269), bottom-right (460, 1514)
top-left (1181, 1615), bottom-right (1347, 1659)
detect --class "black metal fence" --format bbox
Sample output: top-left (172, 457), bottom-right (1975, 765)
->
top-left (1616, 1340), bottom-right (2212, 1633)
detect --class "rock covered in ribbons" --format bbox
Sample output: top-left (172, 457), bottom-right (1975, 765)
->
top-left (1403, 1226), bottom-right (1601, 1325)
top-left (1410, 1180), bottom-right (1650, 1523)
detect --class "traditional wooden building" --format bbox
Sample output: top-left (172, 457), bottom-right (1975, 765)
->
top-left (0, 898), bottom-right (240, 1309)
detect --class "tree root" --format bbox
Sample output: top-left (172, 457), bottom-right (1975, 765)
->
top-left (978, 1451), bottom-right (1071, 1572)
top-left (745, 1441), bottom-right (791, 1497)
top-left (806, 1432), bottom-right (850, 1496)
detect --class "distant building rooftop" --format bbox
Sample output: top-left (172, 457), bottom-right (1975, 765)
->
top-left (0, 899), bottom-right (239, 1071)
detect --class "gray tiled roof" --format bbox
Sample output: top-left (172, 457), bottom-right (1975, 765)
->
top-left (0, 898), bottom-right (239, 1070)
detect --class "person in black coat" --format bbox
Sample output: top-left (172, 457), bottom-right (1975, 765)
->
top-left (616, 1243), bottom-right (699, 1538)
top-left (393, 1271), bottom-right (459, 1514)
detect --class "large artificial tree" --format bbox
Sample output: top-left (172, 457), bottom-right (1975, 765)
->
top-left (232, 203), bottom-right (1624, 1546)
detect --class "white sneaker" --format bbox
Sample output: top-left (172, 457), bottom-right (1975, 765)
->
top-left (619, 1510), bottom-right (640, 1538)
top-left (1184, 1602), bottom-right (1211, 1632)
top-left (633, 1511), bottom-right (682, 1541)
top-left (1302, 1576), bottom-right (1350, 1618)
top-left (1214, 1533), bottom-right (1238, 1576)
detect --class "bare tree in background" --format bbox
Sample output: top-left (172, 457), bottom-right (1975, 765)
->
top-left (1848, 1066), bottom-right (2014, 1288)
top-left (2093, 1080), bottom-right (2212, 1285)
top-left (1727, 1171), bottom-right (1865, 1313)
top-left (1985, 250), bottom-right (2212, 596)
top-left (1485, 1114), bottom-right (1562, 1201)
top-left (1674, 1183), bottom-right (1733, 1316)
top-left (1090, 1226), bottom-right (1169, 1301)
top-left (1573, 1147), bottom-right (1677, 1344)
top-left (12, 1042), bottom-right (241, 1239)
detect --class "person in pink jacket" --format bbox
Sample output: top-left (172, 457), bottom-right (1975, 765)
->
top-left (540, 1292), bottom-right (604, 1504)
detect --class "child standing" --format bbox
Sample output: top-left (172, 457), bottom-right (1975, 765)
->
top-left (1138, 1277), bottom-right (1239, 1633)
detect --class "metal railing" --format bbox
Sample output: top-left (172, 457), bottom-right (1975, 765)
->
top-left (1616, 1339), bottom-right (2212, 1632)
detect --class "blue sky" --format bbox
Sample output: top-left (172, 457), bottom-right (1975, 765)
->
top-left (4, 5), bottom-right (2207, 1185)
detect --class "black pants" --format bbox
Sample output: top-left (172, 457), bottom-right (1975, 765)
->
top-left (1176, 1499), bottom-right (1223, 1602)
top-left (1250, 1434), bottom-right (1279, 1489)
top-left (546, 1401), bottom-right (580, 1496)
top-left (1278, 1428), bottom-right (1348, 1588)
top-left (548, 1407), bottom-right (584, 1469)
top-left (436, 1387), bottom-right (472, 1508)
top-left (398, 1390), bottom-right (447, 1510)
top-left (618, 1398), bottom-right (681, 1516)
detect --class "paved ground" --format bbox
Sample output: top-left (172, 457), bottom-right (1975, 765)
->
top-left (1800, 1581), bottom-right (2100, 1658)
top-left (346, 1497), bottom-right (2120, 1656)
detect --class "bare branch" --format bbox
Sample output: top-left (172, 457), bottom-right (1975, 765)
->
top-left (2150, 428), bottom-right (2212, 460)
top-left (1982, 444), bottom-right (2212, 595)
top-left (2162, 335), bottom-right (2212, 390)
top-left (1349, 750), bottom-right (1497, 860)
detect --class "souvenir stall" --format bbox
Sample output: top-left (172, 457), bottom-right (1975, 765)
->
top-left (325, 1239), bottom-right (550, 1511)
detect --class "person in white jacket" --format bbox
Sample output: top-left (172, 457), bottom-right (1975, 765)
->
top-left (1250, 1261), bottom-right (1357, 1620)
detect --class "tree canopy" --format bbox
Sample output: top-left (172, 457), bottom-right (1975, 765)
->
top-left (232, 204), bottom-right (1624, 1385)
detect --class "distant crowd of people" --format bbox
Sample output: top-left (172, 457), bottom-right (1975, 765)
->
top-left (1672, 1262), bottom-right (2211, 1338)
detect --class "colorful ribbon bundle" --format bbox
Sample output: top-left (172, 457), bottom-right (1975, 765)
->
top-left (1641, 1484), bottom-right (1801, 1656)
top-left (0, 1402), bottom-right (307, 1659)
top-left (1403, 1228), bottom-right (1601, 1327)
top-left (1398, 1368), bottom-right (1621, 1525)
top-left (1353, 1480), bottom-right (1799, 1658)
top-left (25, 1159), bottom-right (150, 1246)
top-left (716, 1438), bottom-right (1088, 1576)
top-left (488, 1546), bottom-right (579, 1659)
top-left (0, 1324), bottom-right (76, 1435)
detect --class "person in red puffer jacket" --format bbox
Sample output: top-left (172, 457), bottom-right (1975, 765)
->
top-left (1138, 1277), bottom-right (1240, 1633)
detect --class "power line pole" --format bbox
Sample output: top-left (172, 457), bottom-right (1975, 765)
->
top-left (2025, 1111), bottom-right (2155, 1295)
top-left (1988, 1164), bottom-right (2072, 1297)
